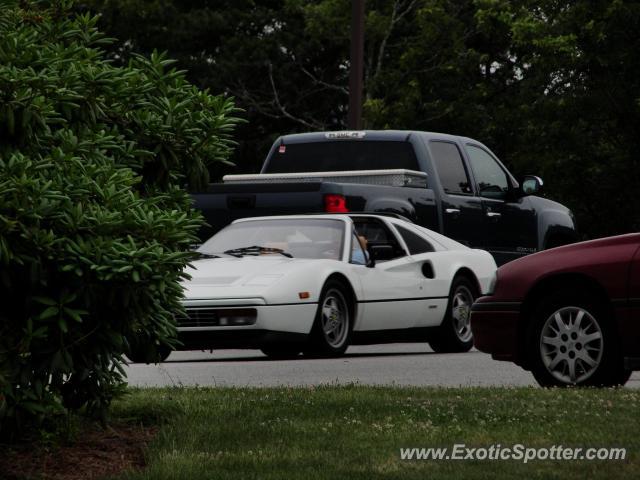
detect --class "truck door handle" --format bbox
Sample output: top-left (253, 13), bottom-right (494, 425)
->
top-left (445, 208), bottom-right (460, 214)
top-left (486, 212), bottom-right (501, 218)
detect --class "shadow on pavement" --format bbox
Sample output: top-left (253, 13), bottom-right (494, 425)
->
top-left (157, 349), bottom-right (447, 364)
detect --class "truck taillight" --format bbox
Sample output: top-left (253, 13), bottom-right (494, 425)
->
top-left (324, 194), bottom-right (349, 213)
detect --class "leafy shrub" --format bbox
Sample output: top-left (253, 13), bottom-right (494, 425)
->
top-left (0, 0), bottom-right (240, 436)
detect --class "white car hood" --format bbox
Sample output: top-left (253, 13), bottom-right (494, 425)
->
top-left (182, 256), bottom-right (318, 300)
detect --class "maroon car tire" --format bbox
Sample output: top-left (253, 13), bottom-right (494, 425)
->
top-left (526, 292), bottom-right (630, 387)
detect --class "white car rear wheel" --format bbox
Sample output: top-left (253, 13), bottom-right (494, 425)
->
top-left (429, 276), bottom-right (476, 353)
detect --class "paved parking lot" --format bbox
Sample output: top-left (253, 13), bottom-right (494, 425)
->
top-left (125, 343), bottom-right (640, 388)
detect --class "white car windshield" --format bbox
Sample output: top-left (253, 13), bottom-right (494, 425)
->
top-left (198, 219), bottom-right (346, 260)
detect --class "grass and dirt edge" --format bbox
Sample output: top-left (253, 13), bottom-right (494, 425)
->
top-left (2, 385), bottom-right (639, 479)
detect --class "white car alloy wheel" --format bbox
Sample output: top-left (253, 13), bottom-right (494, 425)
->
top-left (539, 306), bottom-right (604, 384)
top-left (429, 276), bottom-right (476, 353)
top-left (451, 285), bottom-right (474, 343)
top-left (320, 288), bottom-right (350, 349)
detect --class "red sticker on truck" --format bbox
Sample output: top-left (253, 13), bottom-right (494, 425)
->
top-left (278, 145), bottom-right (286, 153)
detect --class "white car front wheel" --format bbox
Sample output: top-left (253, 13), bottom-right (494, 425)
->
top-left (304, 280), bottom-right (353, 357)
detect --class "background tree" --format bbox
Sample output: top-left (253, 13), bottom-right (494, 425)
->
top-left (0, 0), bottom-right (239, 436)
top-left (371, 0), bottom-right (640, 238)
top-left (82, 0), bottom-right (350, 174)
top-left (85, 0), bottom-right (640, 239)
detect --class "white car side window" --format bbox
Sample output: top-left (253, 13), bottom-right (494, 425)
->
top-left (395, 225), bottom-right (435, 255)
top-left (350, 231), bottom-right (368, 265)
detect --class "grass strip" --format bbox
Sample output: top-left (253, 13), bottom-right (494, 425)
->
top-left (112, 386), bottom-right (640, 480)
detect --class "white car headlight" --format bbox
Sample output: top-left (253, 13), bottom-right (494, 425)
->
top-left (243, 274), bottom-right (283, 286)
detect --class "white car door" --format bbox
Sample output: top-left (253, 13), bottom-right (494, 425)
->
top-left (390, 223), bottom-right (455, 327)
top-left (349, 217), bottom-right (449, 331)
top-left (353, 255), bottom-right (441, 331)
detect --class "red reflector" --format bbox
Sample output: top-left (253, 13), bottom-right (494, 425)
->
top-left (324, 194), bottom-right (349, 213)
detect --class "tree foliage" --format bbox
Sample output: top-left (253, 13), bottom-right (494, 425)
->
top-left (0, 0), bottom-right (239, 436)
top-left (82, 0), bottom-right (352, 173)
top-left (367, 0), bottom-right (640, 238)
top-left (88, 0), bottom-right (640, 238)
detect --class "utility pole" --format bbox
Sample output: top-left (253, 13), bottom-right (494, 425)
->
top-left (348, 0), bottom-right (364, 130)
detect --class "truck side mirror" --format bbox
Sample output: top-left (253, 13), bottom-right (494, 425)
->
top-left (521, 175), bottom-right (543, 196)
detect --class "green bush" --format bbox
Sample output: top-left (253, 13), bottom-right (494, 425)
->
top-left (0, 0), bottom-right (240, 436)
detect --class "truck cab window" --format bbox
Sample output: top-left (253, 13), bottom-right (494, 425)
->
top-left (429, 141), bottom-right (473, 195)
top-left (265, 141), bottom-right (420, 173)
top-left (465, 145), bottom-right (510, 200)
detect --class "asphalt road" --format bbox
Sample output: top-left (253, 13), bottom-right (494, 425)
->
top-left (125, 343), bottom-right (640, 388)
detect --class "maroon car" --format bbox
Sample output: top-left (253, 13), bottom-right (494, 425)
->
top-left (471, 234), bottom-right (640, 387)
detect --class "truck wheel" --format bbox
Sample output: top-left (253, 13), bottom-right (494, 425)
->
top-left (304, 280), bottom-right (353, 357)
top-left (429, 276), bottom-right (476, 353)
top-left (260, 345), bottom-right (302, 360)
top-left (526, 292), bottom-right (630, 387)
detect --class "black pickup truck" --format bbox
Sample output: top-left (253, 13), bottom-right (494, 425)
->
top-left (193, 130), bottom-right (577, 265)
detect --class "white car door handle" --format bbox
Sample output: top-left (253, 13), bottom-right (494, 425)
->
top-left (486, 212), bottom-right (501, 218)
top-left (445, 208), bottom-right (460, 214)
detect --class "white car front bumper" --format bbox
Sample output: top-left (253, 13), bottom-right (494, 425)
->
top-left (177, 297), bottom-right (318, 340)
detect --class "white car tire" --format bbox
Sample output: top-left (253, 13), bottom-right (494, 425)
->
top-left (429, 276), bottom-right (476, 353)
top-left (304, 279), bottom-right (353, 357)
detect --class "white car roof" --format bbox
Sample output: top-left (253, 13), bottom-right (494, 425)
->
top-left (232, 214), bottom-right (353, 223)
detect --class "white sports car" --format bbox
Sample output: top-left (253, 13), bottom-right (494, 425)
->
top-left (162, 213), bottom-right (496, 360)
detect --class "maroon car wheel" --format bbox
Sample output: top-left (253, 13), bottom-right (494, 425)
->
top-left (527, 293), bottom-right (630, 387)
